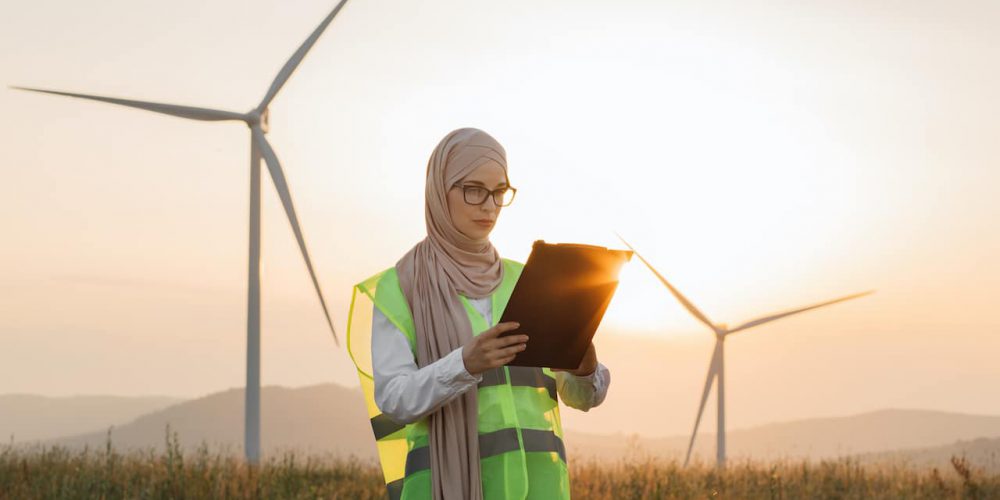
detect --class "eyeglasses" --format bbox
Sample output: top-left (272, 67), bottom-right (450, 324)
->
top-left (452, 184), bottom-right (517, 207)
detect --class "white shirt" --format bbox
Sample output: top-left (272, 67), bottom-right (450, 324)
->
top-left (372, 296), bottom-right (611, 424)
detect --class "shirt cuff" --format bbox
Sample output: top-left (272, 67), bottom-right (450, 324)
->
top-left (570, 362), bottom-right (603, 387)
top-left (437, 346), bottom-right (483, 388)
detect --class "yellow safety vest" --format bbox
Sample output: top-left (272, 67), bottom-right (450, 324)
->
top-left (347, 258), bottom-right (570, 500)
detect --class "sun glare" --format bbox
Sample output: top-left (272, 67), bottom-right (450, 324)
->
top-left (602, 256), bottom-right (703, 338)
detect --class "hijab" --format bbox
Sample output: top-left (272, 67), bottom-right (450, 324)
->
top-left (395, 127), bottom-right (508, 499)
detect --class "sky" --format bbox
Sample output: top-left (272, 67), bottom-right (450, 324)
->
top-left (1, 0), bottom-right (998, 438)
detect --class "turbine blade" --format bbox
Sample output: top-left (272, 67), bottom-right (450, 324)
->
top-left (257, 0), bottom-right (350, 111)
top-left (10, 86), bottom-right (246, 121)
top-left (616, 233), bottom-right (719, 334)
top-left (684, 342), bottom-right (720, 467)
top-left (251, 127), bottom-right (339, 345)
top-left (726, 290), bottom-right (875, 335)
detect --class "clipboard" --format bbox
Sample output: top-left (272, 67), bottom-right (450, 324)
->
top-left (498, 240), bottom-right (633, 369)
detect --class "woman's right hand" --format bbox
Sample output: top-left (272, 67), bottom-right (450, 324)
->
top-left (462, 322), bottom-right (528, 376)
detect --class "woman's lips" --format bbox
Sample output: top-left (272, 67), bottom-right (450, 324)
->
top-left (474, 219), bottom-right (494, 227)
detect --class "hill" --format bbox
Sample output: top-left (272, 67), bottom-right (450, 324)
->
top-left (32, 384), bottom-right (375, 460)
top-left (14, 385), bottom-right (1000, 471)
top-left (0, 394), bottom-right (181, 442)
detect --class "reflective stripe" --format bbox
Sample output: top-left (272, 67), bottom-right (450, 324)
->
top-left (479, 367), bottom-right (507, 386)
top-left (404, 428), bottom-right (566, 476)
top-left (521, 428), bottom-right (567, 463)
top-left (479, 366), bottom-right (557, 402)
top-left (405, 446), bottom-right (430, 476)
top-left (478, 428), bottom-right (521, 458)
top-left (508, 366), bottom-right (558, 402)
top-left (371, 414), bottom-right (406, 441)
top-left (387, 478), bottom-right (403, 500)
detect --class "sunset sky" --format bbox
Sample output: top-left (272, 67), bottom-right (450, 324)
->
top-left (2, 0), bottom-right (998, 438)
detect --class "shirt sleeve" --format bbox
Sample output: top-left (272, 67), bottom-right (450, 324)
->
top-left (555, 361), bottom-right (611, 412)
top-left (371, 303), bottom-right (483, 424)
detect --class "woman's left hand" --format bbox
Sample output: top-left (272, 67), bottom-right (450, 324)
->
top-left (552, 342), bottom-right (598, 377)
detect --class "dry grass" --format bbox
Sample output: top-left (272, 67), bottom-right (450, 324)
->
top-left (2, 427), bottom-right (998, 499)
top-left (570, 455), bottom-right (998, 499)
top-left (0, 427), bottom-right (385, 500)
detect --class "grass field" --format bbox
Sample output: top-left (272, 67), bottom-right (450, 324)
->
top-left (2, 428), bottom-right (998, 499)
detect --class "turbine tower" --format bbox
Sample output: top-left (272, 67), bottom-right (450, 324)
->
top-left (617, 235), bottom-right (873, 468)
top-left (11, 0), bottom-right (351, 464)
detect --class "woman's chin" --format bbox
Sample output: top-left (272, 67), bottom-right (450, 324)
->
top-left (456, 225), bottom-right (494, 241)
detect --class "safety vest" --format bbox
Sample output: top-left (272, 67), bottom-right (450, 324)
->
top-left (347, 258), bottom-right (570, 500)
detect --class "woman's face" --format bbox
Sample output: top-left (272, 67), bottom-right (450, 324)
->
top-left (447, 162), bottom-right (508, 240)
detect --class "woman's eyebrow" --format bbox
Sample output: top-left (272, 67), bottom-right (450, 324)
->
top-left (464, 180), bottom-right (508, 188)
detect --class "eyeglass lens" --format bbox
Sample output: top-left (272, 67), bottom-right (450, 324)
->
top-left (463, 186), bottom-right (515, 206)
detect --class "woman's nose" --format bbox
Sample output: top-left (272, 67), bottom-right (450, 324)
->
top-left (480, 197), bottom-right (498, 211)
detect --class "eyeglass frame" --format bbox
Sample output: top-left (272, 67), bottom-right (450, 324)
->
top-left (450, 183), bottom-right (517, 207)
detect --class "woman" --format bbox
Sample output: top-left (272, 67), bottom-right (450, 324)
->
top-left (347, 128), bottom-right (611, 500)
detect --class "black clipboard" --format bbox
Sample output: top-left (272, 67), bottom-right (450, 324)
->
top-left (498, 240), bottom-right (633, 369)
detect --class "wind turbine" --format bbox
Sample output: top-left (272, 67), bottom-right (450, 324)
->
top-left (617, 235), bottom-right (873, 468)
top-left (11, 0), bottom-right (351, 464)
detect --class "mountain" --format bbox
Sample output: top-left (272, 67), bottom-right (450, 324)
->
top-left (724, 408), bottom-right (1000, 459)
top-left (31, 384), bottom-right (376, 460)
top-left (859, 436), bottom-right (1000, 473)
top-left (0, 394), bottom-right (182, 442)
top-left (14, 384), bottom-right (1000, 472)
top-left (568, 409), bottom-right (1000, 463)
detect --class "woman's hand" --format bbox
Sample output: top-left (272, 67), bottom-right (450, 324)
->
top-left (552, 342), bottom-right (598, 377)
top-left (462, 322), bottom-right (528, 376)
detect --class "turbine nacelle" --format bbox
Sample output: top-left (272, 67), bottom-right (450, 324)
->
top-left (246, 107), bottom-right (270, 133)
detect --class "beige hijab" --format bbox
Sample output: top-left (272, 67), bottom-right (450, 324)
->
top-left (395, 128), bottom-right (508, 500)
